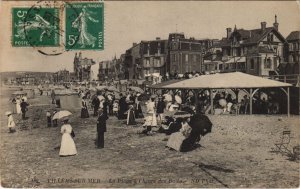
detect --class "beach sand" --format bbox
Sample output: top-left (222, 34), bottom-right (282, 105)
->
top-left (0, 90), bottom-right (299, 188)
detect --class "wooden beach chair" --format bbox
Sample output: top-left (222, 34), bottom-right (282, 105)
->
top-left (274, 131), bottom-right (292, 155)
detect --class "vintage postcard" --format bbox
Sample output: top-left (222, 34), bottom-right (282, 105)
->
top-left (0, 0), bottom-right (299, 188)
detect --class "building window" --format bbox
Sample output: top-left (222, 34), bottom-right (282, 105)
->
top-left (250, 59), bottom-right (255, 70)
top-left (289, 43), bottom-right (293, 51)
top-left (185, 54), bottom-right (189, 62)
top-left (264, 58), bottom-right (272, 69)
top-left (193, 54), bottom-right (197, 62)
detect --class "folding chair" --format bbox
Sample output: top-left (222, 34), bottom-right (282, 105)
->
top-left (274, 131), bottom-right (292, 155)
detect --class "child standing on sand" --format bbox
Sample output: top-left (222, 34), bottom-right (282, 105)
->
top-left (6, 111), bottom-right (16, 133)
top-left (46, 110), bottom-right (51, 127)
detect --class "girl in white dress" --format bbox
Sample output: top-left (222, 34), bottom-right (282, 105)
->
top-left (7, 112), bottom-right (16, 133)
top-left (59, 119), bottom-right (77, 157)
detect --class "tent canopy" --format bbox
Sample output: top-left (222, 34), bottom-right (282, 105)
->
top-left (150, 72), bottom-right (292, 89)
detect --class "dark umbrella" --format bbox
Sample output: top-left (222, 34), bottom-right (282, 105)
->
top-left (189, 113), bottom-right (212, 136)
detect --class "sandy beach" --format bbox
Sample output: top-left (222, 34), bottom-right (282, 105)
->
top-left (0, 90), bottom-right (299, 188)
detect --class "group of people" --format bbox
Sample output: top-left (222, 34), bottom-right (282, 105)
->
top-left (11, 96), bottom-right (29, 120)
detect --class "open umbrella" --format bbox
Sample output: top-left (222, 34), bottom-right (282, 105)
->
top-left (5, 111), bottom-right (12, 116)
top-left (189, 113), bottom-right (212, 136)
top-left (175, 95), bottom-right (182, 104)
top-left (129, 86), bottom-right (144, 93)
top-left (52, 110), bottom-right (72, 120)
top-left (107, 86), bottom-right (119, 92)
top-left (173, 111), bottom-right (192, 118)
top-left (219, 99), bottom-right (227, 107)
top-left (96, 86), bottom-right (108, 91)
top-left (12, 91), bottom-right (27, 95)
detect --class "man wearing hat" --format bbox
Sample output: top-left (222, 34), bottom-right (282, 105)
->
top-left (96, 109), bottom-right (108, 148)
top-left (20, 99), bottom-right (29, 120)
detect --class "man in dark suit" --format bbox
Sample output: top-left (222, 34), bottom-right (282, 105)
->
top-left (91, 96), bottom-right (100, 116)
top-left (96, 109), bottom-right (108, 148)
top-left (20, 99), bottom-right (29, 120)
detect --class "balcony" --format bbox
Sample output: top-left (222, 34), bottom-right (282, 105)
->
top-left (143, 63), bottom-right (152, 68)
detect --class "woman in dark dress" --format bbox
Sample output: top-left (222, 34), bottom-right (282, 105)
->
top-left (126, 105), bottom-right (136, 125)
top-left (118, 94), bottom-right (128, 120)
top-left (81, 97), bottom-right (89, 118)
top-left (134, 96), bottom-right (144, 119)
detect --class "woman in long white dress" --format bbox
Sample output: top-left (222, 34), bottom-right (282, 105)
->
top-left (16, 98), bottom-right (21, 114)
top-left (146, 97), bottom-right (157, 127)
top-left (166, 118), bottom-right (192, 151)
top-left (59, 119), bottom-right (77, 157)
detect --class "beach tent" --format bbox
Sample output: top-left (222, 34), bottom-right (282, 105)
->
top-left (55, 89), bottom-right (81, 111)
top-left (150, 72), bottom-right (292, 116)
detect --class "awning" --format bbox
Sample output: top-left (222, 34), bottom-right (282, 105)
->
top-left (149, 72), bottom-right (292, 89)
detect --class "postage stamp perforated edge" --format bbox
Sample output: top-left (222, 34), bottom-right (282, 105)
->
top-left (65, 1), bottom-right (104, 51)
top-left (11, 5), bottom-right (61, 47)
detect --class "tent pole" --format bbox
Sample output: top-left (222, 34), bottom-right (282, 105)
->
top-left (210, 89), bottom-right (214, 115)
top-left (250, 88), bottom-right (253, 115)
top-left (287, 87), bottom-right (290, 117)
top-left (194, 89), bottom-right (199, 114)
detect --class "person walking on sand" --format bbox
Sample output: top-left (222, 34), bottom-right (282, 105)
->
top-left (156, 95), bottom-right (165, 124)
top-left (20, 99), bottom-right (29, 120)
top-left (16, 97), bottom-right (21, 114)
top-left (96, 109), bottom-right (108, 149)
top-left (46, 111), bottom-right (52, 127)
top-left (126, 105), bottom-right (136, 125)
top-left (59, 118), bottom-right (77, 157)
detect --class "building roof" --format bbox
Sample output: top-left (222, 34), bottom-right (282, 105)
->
top-left (150, 72), bottom-right (291, 89)
top-left (220, 27), bottom-right (286, 47)
top-left (286, 31), bottom-right (300, 41)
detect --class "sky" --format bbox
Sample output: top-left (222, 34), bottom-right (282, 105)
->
top-left (0, 1), bottom-right (299, 72)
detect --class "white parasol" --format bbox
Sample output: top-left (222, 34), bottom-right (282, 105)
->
top-left (175, 95), bottom-right (182, 104)
top-left (5, 111), bottom-right (12, 116)
top-left (52, 110), bottom-right (72, 120)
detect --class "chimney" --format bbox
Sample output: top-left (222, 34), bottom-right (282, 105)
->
top-left (156, 37), bottom-right (161, 40)
top-left (273, 14), bottom-right (279, 31)
top-left (226, 28), bottom-right (232, 39)
top-left (132, 43), bottom-right (137, 46)
top-left (261, 22), bottom-right (267, 32)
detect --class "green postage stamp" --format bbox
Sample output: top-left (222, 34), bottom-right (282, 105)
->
top-left (65, 2), bottom-right (104, 50)
top-left (12, 7), bottom-right (60, 47)
top-left (11, 1), bottom-right (104, 51)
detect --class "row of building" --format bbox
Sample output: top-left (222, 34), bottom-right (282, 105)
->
top-left (99, 15), bottom-right (299, 81)
top-left (3, 16), bottom-right (299, 85)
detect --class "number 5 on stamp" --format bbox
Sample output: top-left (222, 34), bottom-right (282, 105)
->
top-left (65, 2), bottom-right (104, 50)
